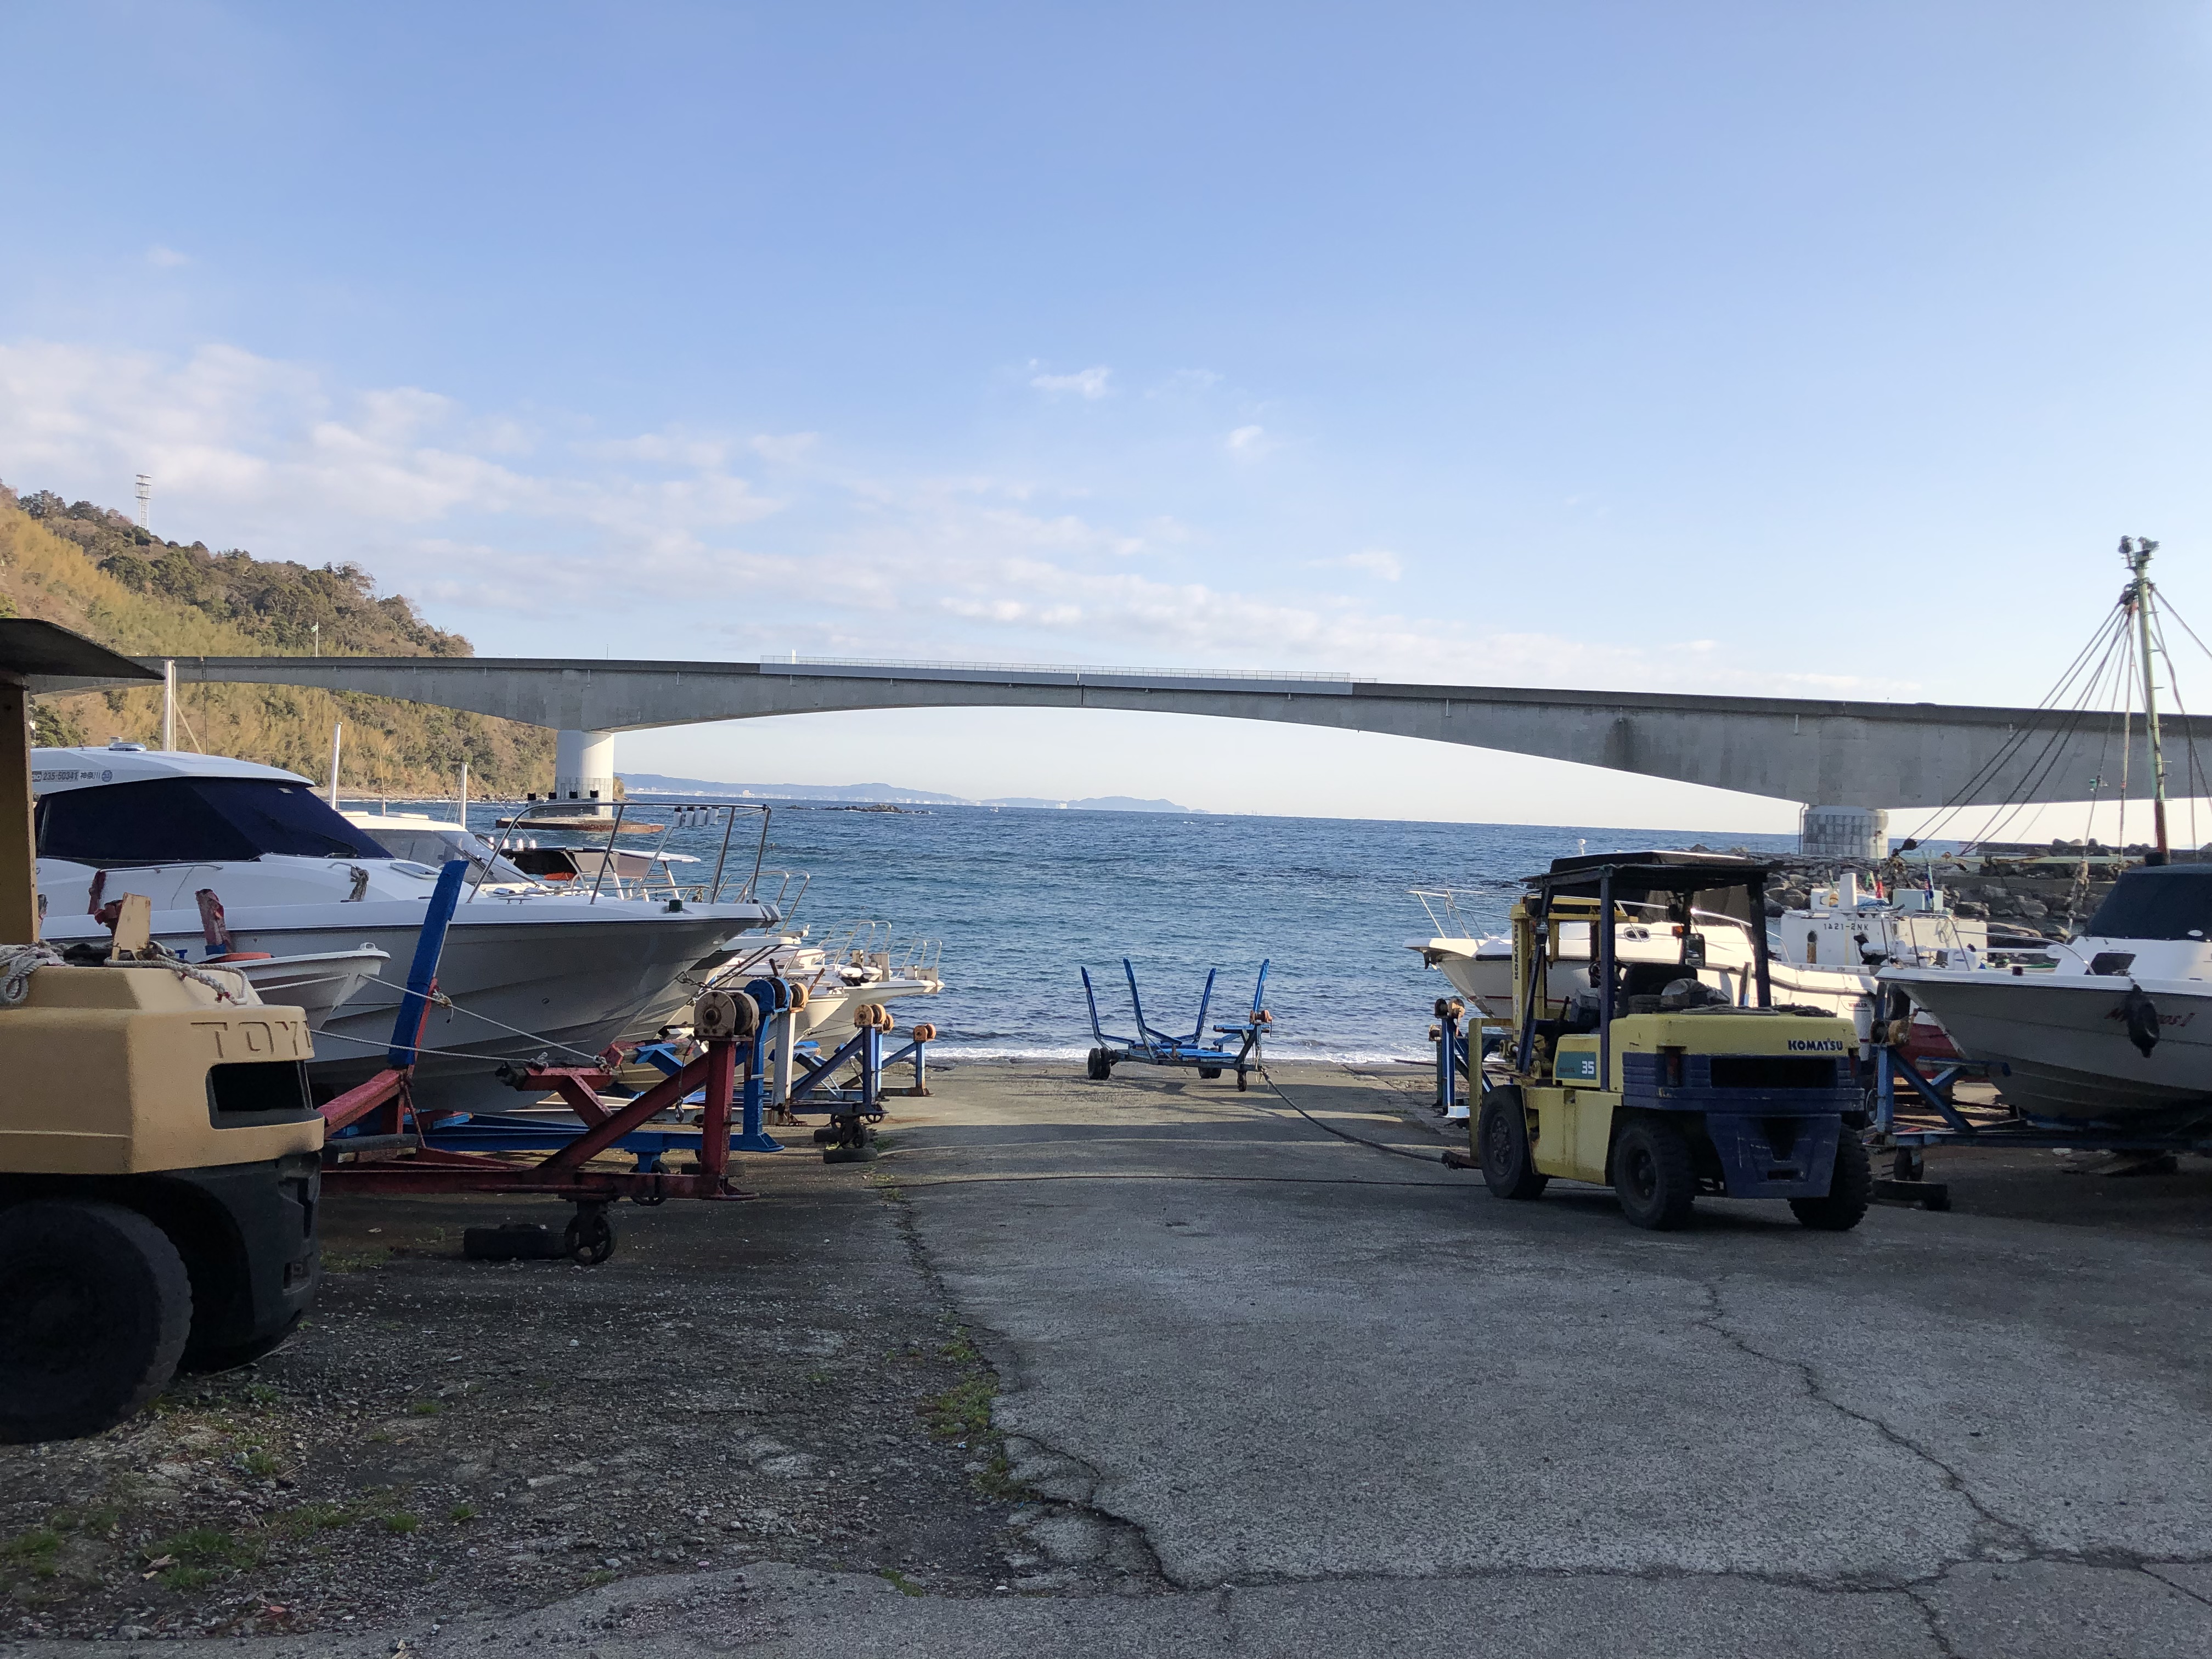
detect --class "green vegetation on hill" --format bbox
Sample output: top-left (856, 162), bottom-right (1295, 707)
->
top-left (0, 484), bottom-right (552, 796)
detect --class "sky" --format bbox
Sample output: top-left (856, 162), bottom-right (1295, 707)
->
top-left (1, 2), bottom-right (2208, 833)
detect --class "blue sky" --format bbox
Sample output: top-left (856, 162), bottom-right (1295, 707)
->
top-left (2, 2), bottom-right (2208, 830)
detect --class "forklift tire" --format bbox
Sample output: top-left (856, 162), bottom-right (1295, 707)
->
top-left (1790, 1136), bottom-right (1874, 1232)
top-left (1612, 1118), bottom-right (1696, 1230)
top-left (1477, 1088), bottom-right (1548, 1201)
top-left (1086, 1048), bottom-right (1113, 1081)
top-left (0, 1200), bottom-right (191, 1442)
top-left (182, 1311), bottom-right (302, 1375)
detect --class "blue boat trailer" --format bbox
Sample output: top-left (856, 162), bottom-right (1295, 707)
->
top-left (425, 1000), bottom-right (937, 1174)
top-left (1868, 1037), bottom-right (2212, 1210)
top-left (1430, 998), bottom-right (1519, 1122)
top-left (1081, 958), bottom-right (1271, 1090)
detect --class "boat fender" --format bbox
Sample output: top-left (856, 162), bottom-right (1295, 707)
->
top-left (2122, 986), bottom-right (2161, 1057)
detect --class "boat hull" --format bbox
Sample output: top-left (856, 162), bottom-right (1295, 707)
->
top-left (234, 948), bottom-right (388, 1031)
top-left (1884, 970), bottom-right (2212, 1124)
top-left (43, 903), bottom-right (753, 1112)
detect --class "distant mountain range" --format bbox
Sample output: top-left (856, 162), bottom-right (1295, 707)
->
top-left (619, 772), bottom-right (1199, 814)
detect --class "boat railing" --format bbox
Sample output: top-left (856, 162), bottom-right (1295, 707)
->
top-left (1409, 886), bottom-right (1482, 938)
top-left (893, 934), bottom-right (943, 981)
top-left (755, 869), bottom-right (810, 921)
top-left (470, 799), bottom-right (772, 908)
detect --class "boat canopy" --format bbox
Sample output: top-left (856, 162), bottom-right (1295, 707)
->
top-left (2083, 864), bottom-right (2212, 941)
top-left (35, 776), bottom-right (391, 868)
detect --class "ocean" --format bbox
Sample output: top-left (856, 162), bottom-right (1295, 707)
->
top-left (574, 802), bottom-right (1803, 1064)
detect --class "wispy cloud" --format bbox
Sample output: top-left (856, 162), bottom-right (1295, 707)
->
top-left (1307, 548), bottom-right (1402, 581)
top-left (145, 245), bottom-right (190, 268)
top-left (1148, 368), bottom-right (1221, 396)
top-left (1028, 363), bottom-right (1113, 399)
top-left (1226, 423), bottom-right (1269, 455)
top-left (0, 336), bottom-right (1921, 703)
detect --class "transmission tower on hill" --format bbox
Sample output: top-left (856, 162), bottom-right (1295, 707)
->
top-left (134, 473), bottom-right (151, 530)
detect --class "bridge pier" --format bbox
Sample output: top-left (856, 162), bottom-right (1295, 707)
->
top-left (554, 729), bottom-right (617, 813)
top-left (1799, 805), bottom-right (1889, 860)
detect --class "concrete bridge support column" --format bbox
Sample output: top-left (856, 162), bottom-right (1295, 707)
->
top-left (554, 729), bottom-right (617, 812)
top-left (1799, 805), bottom-right (1889, 860)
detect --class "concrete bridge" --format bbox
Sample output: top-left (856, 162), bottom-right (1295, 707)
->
top-left (146, 654), bottom-right (2197, 825)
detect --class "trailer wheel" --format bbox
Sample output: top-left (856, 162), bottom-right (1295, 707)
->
top-left (1612, 1119), bottom-right (1696, 1230)
top-left (1477, 1087), bottom-right (1548, 1201)
top-left (1790, 1135), bottom-right (1873, 1232)
top-left (0, 1200), bottom-right (191, 1442)
top-left (1086, 1048), bottom-right (1112, 1080)
top-left (563, 1206), bottom-right (615, 1266)
top-left (1198, 1067), bottom-right (1222, 1080)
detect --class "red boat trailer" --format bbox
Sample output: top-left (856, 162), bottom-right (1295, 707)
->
top-left (314, 862), bottom-right (763, 1263)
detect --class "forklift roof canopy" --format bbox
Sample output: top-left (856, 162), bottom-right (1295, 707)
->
top-left (1531, 850), bottom-right (1768, 924)
top-left (0, 619), bottom-right (162, 693)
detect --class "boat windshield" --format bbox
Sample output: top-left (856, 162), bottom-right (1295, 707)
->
top-left (2082, 868), bottom-right (2212, 941)
top-left (36, 778), bottom-right (391, 867)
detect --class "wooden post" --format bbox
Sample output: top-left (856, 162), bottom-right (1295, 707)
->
top-left (0, 676), bottom-right (37, 944)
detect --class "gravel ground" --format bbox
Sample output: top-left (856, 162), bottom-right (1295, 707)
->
top-left (0, 1110), bottom-right (1159, 1641)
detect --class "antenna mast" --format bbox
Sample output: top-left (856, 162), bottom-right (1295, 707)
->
top-left (2121, 536), bottom-right (2169, 861)
top-left (134, 475), bottom-right (151, 531)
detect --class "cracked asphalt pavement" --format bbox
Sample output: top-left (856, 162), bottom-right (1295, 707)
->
top-left (15, 1060), bottom-right (2211, 1656)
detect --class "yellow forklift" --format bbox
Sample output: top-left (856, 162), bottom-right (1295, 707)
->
top-left (0, 621), bottom-right (321, 1441)
top-left (1476, 851), bottom-right (1872, 1231)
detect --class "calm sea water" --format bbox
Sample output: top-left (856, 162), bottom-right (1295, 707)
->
top-left (469, 802), bottom-right (1795, 1064)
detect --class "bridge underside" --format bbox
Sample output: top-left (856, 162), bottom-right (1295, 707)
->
top-left (151, 657), bottom-right (2203, 811)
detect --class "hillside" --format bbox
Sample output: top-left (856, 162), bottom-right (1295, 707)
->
top-left (0, 484), bottom-right (551, 795)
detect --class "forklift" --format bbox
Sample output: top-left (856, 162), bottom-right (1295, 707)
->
top-left (1475, 851), bottom-right (1872, 1231)
top-left (0, 621), bottom-right (321, 1441)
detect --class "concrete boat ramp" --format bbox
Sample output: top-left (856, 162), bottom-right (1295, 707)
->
top-left (19, 1062), bottom-right (2209, 1657)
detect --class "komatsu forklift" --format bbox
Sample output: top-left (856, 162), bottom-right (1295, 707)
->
top-left (1475, 851), bottom-right (1872, 1231)
top-left (0, 622), bottom-right (321, 1441)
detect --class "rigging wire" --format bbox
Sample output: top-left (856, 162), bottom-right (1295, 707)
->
top-left (1906, 602), bottom-right (2127, 845)
top-left (1908, 600), bottom-right (2136, 849)
top-left (2150, 607), bottom-right (2207, 852)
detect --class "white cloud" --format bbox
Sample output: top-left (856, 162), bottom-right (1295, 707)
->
top-left (0, 335), bottom-right (1921, 706)
top-left (750, 432), bottom-right (820, 465)
top-left (1226, 424), bottom-right (1268, 454)
top-left (1028, 364), bottom-right (1113, 399)
top-left (145, 245), bottom-right (190, 268)
top-left (1149, 368), bottom-right (1222, 396)
top-left (1306, 548), bottom-right (1403, 581)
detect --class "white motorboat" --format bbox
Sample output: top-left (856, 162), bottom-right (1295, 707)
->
top-left (31, 746), bottom-right (782, 1109)
top-left (230, 947), bottom-right (389, 1030)
top-left (703, 922), bottom-right (943, 1041)
top-left (1882, 861), bottom-right (2212, 1126)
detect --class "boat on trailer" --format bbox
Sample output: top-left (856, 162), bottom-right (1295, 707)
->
top-left (31, 747), bottom-right (783, 1110)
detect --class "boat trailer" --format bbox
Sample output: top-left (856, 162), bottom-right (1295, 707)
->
top-left (1867, 1022), bottom-right (2212, 1211)
top-left (1082, 958), bottom-right (1272, 1089)
top-left (317, 862), bottom-right (775, 1262)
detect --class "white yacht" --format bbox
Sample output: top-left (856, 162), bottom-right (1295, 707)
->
top-left (31, 746), bottom-right (782, 1109)
top-left (1882, 861), bottom-right (2212, 1126)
